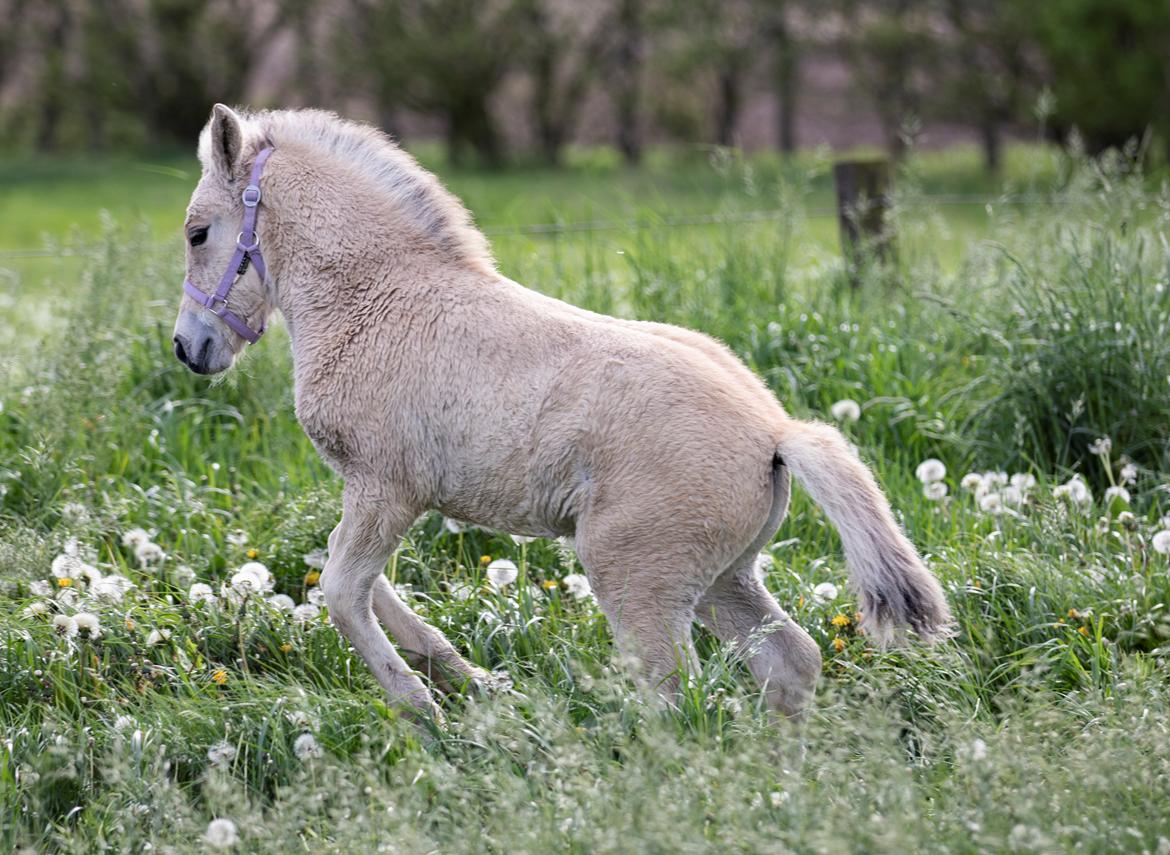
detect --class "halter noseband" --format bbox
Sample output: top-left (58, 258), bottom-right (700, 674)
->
top-left (182, 146), bottom-right (274, 344)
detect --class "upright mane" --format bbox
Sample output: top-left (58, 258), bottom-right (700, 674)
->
top-left (199, 107), bottom-right (495, 272)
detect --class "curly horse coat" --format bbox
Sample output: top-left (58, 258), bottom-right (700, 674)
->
top-left (173, 105), bottom-right (952, 720)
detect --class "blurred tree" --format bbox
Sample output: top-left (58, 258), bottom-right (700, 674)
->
top-left (610, 0), bottom-right (645, 164)
top-left (941, 0), bottom-right (1034, 173)
top-left (519, 0), bottom-right (611, 166)
top-left (838, 0), bottom-right (937, 160)
top-left (764, 1), bottom-right (800, 155)
top-left (342, 0), bottom-right (526, 166)
top-left (30, 0), bottom-right (72, 152)
top-left (1030, 0), bottom-right (1170, 157)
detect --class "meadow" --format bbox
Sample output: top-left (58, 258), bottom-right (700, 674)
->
top-left (2, 141), bottom-right (1170, 853)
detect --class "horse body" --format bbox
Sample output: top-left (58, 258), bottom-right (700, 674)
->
top-left (174, 104), bottom-right (951, 720)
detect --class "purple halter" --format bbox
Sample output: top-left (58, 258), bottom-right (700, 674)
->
top-left (182, 147), bottom-right (274, 343)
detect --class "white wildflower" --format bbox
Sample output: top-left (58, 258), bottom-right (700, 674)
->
top-left (292, 603), bottom-right (320, 623)
top-left (983, 471), bottom-right (1009, 488)
top-left (74, 612), bottom-right (101, 639)
top-left (121, 528), bottom-right (152, 549)
top-left (92, 574), bottom-right (133, 602)
top-left (1120, 462), bottom-right (1137, 485)
top-left (226, 531), bottom-right (248, 547)
top-left (207, 740), bottom-right (237, 766)
top-left (302, 548), bottom-right (327, 570)
top-left (1053, 477), bottom-right (1092, 506)
top-left (443, 517), bottom-right (467, 534)
top-left (923, 482), bottom-right (948, 501)
top-left (970, 738), bottom-right (988, 761)
top-left (1009, 473), bottom-right (1036, 491)
top-left (1087, 436), bottom-right (1112, 457)
top-left (146, 628), bottom-right (171, 646)
top-left (830, 399), bottom-right (861, 423)
top-left (267, 594), bottom-right (295, 613)
top-left (1152, 531), bottom-right (1170, 556)
top-left (230, 561), bottom-right (272, 594)
top-left (812, 582), bottom-right (839, 604)
top-left (134, 541), bottom-right (165, 566)
top-left (1000, 485), bottom-right (1024, 506)
top-left (978, 493), bottom-right (1003, 514)
top-left (915, 458), bottom-right (947, 484)
top-left (960, 473), bottom-right (984, 493)
top-left (1104, 486), bottom-right (1130, 505)
top-left (1116, 511), bottom-right (1136, 527)
top-left (188, 583), bottom-right (216, 605)
top-left (61, 502), bottom-right (90, 524)
top-left (293, 732), bottom-right (323, 761)
top-left (487, 559), bottom-right (519, 589)
top-left (53, 614), bottom-right (78, 638)
top-left (204, 818), bottom-right (239, 849)
top-left (562, 573), bottom-right (593, 600)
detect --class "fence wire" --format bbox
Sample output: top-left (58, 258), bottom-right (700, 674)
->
top-left (0, 192), bottom-right (1091, 261)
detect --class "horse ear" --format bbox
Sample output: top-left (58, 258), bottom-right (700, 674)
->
top-left (209, 103), bottom-right (243, 175)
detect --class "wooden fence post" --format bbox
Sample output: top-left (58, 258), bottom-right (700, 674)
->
top-left (833, 159), bottom-right (894, 288)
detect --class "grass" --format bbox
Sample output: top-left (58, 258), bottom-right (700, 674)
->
top-left (2, 141), bottom-right (1170, 852)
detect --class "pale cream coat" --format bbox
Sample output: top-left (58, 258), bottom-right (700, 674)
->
top-left (173, 105), bottom-right (951, 719)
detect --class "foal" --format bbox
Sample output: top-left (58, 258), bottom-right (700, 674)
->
top-left (173, 105), bottom-right (951, 720)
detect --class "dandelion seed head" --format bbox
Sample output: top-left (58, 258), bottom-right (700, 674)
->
top-left (1120, 462), bottom-right (1137, 485)
top-left (121, 528), bottom-right (151, 549)
top-left (915, 458), bottom-right (947, 484)
top-left (923, 481), bottom-right (948, 501)
top-left (293, 732), bottom-right (323, 761)
top-left (812, 582), bottom-right (839, 604)
top-left (830, 399), bottom-right (861, 423)
top-left (134, 541), bottom-right (165, 566)
top-left (302, 548), bottom-right (327, 570)
top-left (267, 594), bottom-right (295, 613)
top-left (562, 573), bottom-right (593, 600)
top-left (1009, 473), bottom-right (1036, 491)
top-left (52, 614), bottom-right (78, 638)
top-left (73, 612), bottom-right (101, 639)
top-left (292, 603), bottom-right (320, 623)
top-left (1088, 436), bottom-right (1113, 457)
top-left (960, 473), bottom-right (984, 493)
top-left (1152, 531), bottom-right (1170, 556)
top-left (487, 559), bottom-right (519, 589)
top-left (1104, 486), bottom-right (1131, 505)
top-left (188, 583), bottom-right (216, 605)
top-left (204, 818), bottom-right (239, 849)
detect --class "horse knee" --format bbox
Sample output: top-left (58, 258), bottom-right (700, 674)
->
top-left (757, 623), bottom-right (822, 717)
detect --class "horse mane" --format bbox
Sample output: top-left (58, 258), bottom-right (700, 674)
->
top-left (200, 107), bottom-right (495, 272)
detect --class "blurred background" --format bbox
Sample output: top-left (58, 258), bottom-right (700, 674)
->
top-left (1, 0), bottom-right (1167, 168)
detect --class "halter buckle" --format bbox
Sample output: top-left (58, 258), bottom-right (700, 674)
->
top-left (242, 184), bottom-right (261, 207)
top-left (237, 231), bottom-right (260, 252)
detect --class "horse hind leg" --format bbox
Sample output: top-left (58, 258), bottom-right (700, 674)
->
top-left (696, 559), bottom-right (822, 718)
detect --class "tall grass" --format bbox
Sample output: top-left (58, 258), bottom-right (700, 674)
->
top-left (2, 148), bottom-right (1170, 852)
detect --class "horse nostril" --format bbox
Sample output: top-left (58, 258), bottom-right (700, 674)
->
top-left (173, 335), bottom-right (189, 365)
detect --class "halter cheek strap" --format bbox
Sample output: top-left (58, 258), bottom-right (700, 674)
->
top-left (182, 146), bottom-right (275, 344)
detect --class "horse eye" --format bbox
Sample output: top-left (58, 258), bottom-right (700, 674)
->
top-left (188, 227), bottom-right (209, 247)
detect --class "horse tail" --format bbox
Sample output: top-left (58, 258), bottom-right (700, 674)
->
top-left (775, 419), bottom-right (953, 646)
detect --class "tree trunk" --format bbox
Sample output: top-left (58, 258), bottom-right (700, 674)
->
top-left (981, 114), bottom-right (1002, 174)
top-left (614, 0), bottom-right (643, 165)
top-left (774, 14), bottom-right (798, 154)
top-left (36, 1), bottom-right (71, 153)
top-left (715, 64), bottom-right (741, 148)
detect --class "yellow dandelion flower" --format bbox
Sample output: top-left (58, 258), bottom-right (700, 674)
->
top-left (1077, 626), bottom-right (1090, 637)
top-left (542, 579), bottom-right (558, 590)
top-left (57, 578), bottom-right (73, 588)
top-left (304, 570), bottom-right (321, 586)
top-left (832, 637), bottom-right (846, 652)
top-left (972, 579), bottom-right (982, 589)
top-left (246, 548), bottom-right (260, 559)
top-left (1067, 608), bottom-right (1080, 620)
top-left (211, 668), bottom-right (228, 685)
top-left (797, 596), bottom-right (805, 608)
top-left (279, 642), bottom-right (293, 653)
top-left (831, 613), bottom-right (851, 628)
top-left (125, 618), bottom-right (135, 631)
top-left (1054, 619), bottom-right (1066, 627)
top-left (480, 554), bottom-right (492, 565)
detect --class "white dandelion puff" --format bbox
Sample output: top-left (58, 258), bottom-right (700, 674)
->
top-left (812, 582), bottom-right (839, 604)
top-left (978, 493), bottom-right (1004, 514)
top-left (293, 732), bottom-right (323, 761)
top-left (134, 541), bottom-right (165, 566)
top-left (511, 533), bottom-right (537, 544)
top-left (121, 528), bottom-right (152, 549)
top-left (188, 583), bottom-right (217, 605)
top-left (23, 601), bottom-right (48, 618)
top-left (230, 562), bottom-right (272, 594)
top-left (960, 473), bottom-right (984, 493)
top-left (204, 818), bottom-right (239, 849)
top-left (1104, 486), bottom-right (1131, 505)
top-left (114, 715), bottom-right (136, 732)
top-left (307, 587), bottom-right (326, 606)
top-left (830, 399), bottom-right (861, 423)
top-left (172, 564), bottom-right (196, 588)
top-left (30, 580), bottom-right (51, 597)
top-left (1088, 436), bottom-right (1112, 457)
top-left (207, 740), bottom-right (237, 766)
top-left (915, 458), bottom-right (947, 484)
top-left (146, 628), bottom-right (171, 646)
top-left (52, 614), bottom-right (78, 638)
top-left (983, 471), bottom-right (1009, 488)
top-left (1053, 477), bottom-right (1092, 506)
top-left (92, 574), bottom-right (133, 602)
top-left (61, 502), bottom-right (90, 524)
top-left (443, 517), bottom-right (468, 534)
top-left (74, 612), bottom-right (101, 639)
top-left (302, 548), bottom-right (328, 570)
top-left (292, 603), bottom-right (320, 623)
top-left (1009, 473), bottom-right (1036, 491)
top-left (226, 531), bottom-right (249, 547)
top-left (970, 738), bottom-right (988, 761)
top-left (923, 481), bottom-right (948, 501)
top-left (487, 559), bottom-right (519, 590)
top-left (562, 573), bottom-right (593, 600)
top-left (267, 594), bottom-right (295, 613)
top-left (1119, 462), bottom-right (1137, 485)
top-left (1152, 531), bottom-right (1170, 556)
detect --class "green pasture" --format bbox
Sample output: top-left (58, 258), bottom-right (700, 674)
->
top-left (2, 142), bottom-right (1169, 852)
